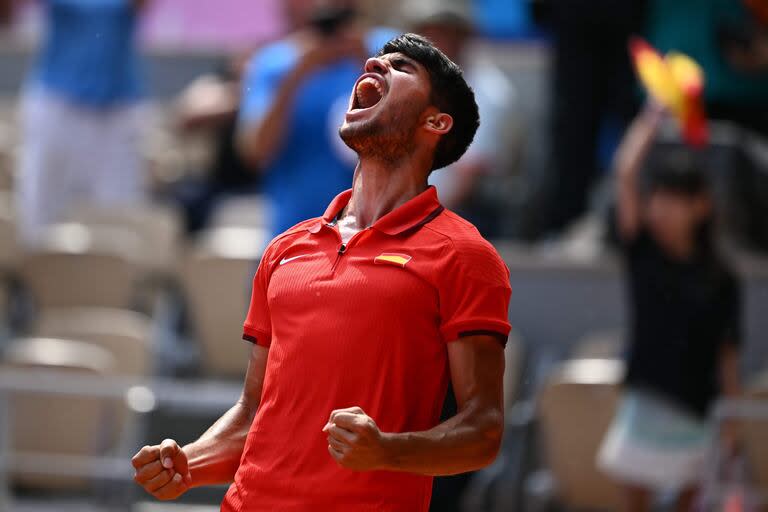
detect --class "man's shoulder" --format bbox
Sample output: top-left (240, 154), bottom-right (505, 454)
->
top-left (425, 209), bottom-right (493, 246)
top-left (271, 218), bottom-right (318, 243)
top-left (261, 218), bottom-right (319, 259)
top-left (424, 210), bottom-right (508, 278)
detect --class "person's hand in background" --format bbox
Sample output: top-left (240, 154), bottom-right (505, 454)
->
top-left (132, 439), bottom-right (192, 501)
top-left (295, 27), bottom-right (368, 76)
top-left (237, 25), bottom-right (367, 168)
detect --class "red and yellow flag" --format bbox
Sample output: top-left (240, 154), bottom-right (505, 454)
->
top-left (630, 37), bottom-right (708, 147)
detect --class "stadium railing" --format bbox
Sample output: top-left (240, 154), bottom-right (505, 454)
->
top-left (0, 368), bottom-right (241, 510)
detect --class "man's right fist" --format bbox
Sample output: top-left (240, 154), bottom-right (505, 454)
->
top-left (132, 439), bottom-right (192, 500)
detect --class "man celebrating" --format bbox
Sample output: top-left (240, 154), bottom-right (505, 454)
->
top-left (132, 34), bottom-right (512, 511)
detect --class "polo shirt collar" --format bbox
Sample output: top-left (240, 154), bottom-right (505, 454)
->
top-left (308, 186), bottom-right (444, 236)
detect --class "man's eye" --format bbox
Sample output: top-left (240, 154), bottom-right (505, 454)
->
top-left (392, 60), bottom-right (410, 71)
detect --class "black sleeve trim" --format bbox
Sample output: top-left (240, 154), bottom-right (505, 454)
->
top-left (458, 330), bottom-right (508, 348)
top-left (243, 334), bottom-right (258, 344)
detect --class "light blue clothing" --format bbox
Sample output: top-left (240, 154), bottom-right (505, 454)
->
top-left (239, 28), bottom-right (398, 236)
top-left (614, 390), bottom-right (712, 448)
top-left (31, 0), bottom-right (144, 107)
top-left (598, 389), bottom-right (712, 490)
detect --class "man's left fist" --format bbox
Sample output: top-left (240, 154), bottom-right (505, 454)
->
top-left (323, 406), bottom-right (389, 471)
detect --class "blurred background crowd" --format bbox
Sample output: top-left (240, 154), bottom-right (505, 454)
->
top-left (0, 0), bottom-right (766, 511)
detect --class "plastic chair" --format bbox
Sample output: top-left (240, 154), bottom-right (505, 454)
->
top-left (64, 203), bottom-right (182, 275)
top-left (20, 223), bottom-right (142, 309)
top-left (572, 329), bottom-right (625, 360)
top-left (209, 195), bottom-right (269, 229)
top-left (34, 307), bottom-right (153, 376)
top-left (2, 337), bottom-right (119, 490)
top-left (0, 191), bottom-right (18, 273)
top-left (180, 227), bottom-right (267, 377)
top-left (537, 358), bottom-right (625, 511)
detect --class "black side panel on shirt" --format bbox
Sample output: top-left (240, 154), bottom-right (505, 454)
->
top-left (458, 330), bottom-right (508, 348)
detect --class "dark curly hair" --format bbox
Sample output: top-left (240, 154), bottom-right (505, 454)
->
top-left (376, 33), bottom-right (480, 171)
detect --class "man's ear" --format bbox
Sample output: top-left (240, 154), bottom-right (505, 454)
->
top-left (424, 112), bottom-right (453, 135)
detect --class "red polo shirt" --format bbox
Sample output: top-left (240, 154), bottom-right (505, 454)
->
top-left (222, 186), bottom-right (511, 512)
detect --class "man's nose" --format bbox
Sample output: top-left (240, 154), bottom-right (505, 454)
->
top-left (364, 57), bottom-right (387, 75)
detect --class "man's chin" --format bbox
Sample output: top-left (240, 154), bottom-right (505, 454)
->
top-left (339, 119), bottom-right (375, 150)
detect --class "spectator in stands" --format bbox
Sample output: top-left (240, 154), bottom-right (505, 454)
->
top-left (236, 0), bottom-right (397, 236)
top-left (534, 0), bottom-right (644, 235)
top-left (598, 104), bottom-right (743, 512)
top-left (405, 0), bottom-right (518, 237)
top-left (173, 53), bottom-right (261, 233)
top-left (2, 0), bottom-right (150, 244)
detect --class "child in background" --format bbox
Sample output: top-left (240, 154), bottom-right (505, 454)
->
top-left (598, 104), bottom-right (743, 512)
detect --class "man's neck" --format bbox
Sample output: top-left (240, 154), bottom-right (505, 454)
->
top-left (342, 156), bottom-right (430, 230)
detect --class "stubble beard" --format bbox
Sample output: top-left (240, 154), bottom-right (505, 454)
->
top-left (339, 101), bottom-right (422, 165)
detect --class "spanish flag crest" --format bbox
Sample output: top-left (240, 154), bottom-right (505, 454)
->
top-left (374, 253), bottom-right (412, 268)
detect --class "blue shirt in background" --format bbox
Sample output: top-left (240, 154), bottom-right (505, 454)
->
top-left (239, 28), bottom-right (398, 236)
top-left (32, 0), bottom-right (144, 107)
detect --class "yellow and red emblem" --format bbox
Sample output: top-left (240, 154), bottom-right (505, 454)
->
top-left (630, 37), bottom-right (708, 147)
top-left (374, 253), bottom-right (412, 268)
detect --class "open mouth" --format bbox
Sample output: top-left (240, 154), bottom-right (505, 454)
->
top-left (350, 75), bottom-right (385, 112)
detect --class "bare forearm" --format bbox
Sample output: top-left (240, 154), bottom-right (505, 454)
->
top-left (183, 401), bottom-right (255, 487)
top-left (379, 405), bottom-right (503, 476)
top-left (614, 107), bottom-right (663, 237)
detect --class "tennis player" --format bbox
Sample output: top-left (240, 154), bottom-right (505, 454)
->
top-left (132, 33), bottom-right (512, 511)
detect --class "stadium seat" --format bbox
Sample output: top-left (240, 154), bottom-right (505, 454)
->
top-left (33, 307), bottom-right (153, 376)
top-left (20, 223), bottom-right (142, 309)
top-left (2, 337), bottom-right (120, 490)
top-left (64, 203), bottom-right (183, 275)
top-left (572, 329), bottom-right (625, 360)
top-left (0, 191), bottom-right (18, 272)
top-left (181, 228), bottom-right (266, 377)
top-left (0, 118), bottom-right (15, 192)
top-left (180, 227), bottom-right (267, 377)
top-left (209, 195), bottom-right (269, 229)
top-left (537, 358), bottom-right (625, 511)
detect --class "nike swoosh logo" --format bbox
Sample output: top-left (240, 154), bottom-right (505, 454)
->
top-left (279, 254), bottom-right (310, 265)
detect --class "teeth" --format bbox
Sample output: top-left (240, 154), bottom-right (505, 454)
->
top-left (354, 77), bottom-right (383, 110)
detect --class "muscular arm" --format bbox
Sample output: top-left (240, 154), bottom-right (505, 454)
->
top-left (183, 343), bottom-right (268, 487)
top-left (383, 335), bottom-right (505, 475)
top-left (326, 334), bottom-right (505, 476)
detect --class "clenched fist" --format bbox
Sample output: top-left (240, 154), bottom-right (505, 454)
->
top-left (323, 406), bottom-right (390, 471)
top-left (131, 439), bottom-right (192, 500)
